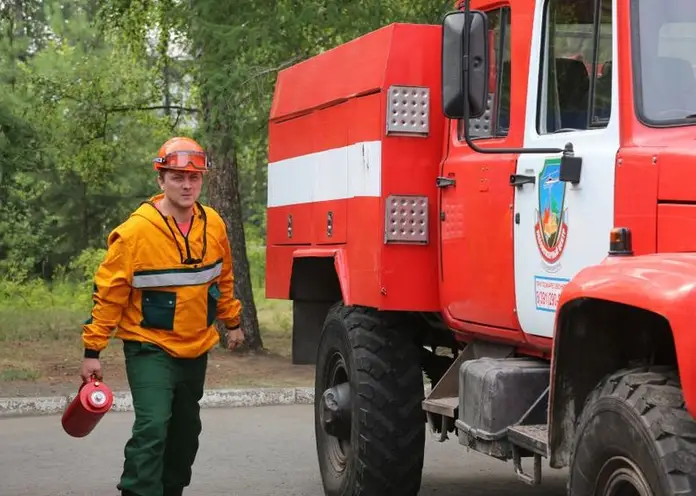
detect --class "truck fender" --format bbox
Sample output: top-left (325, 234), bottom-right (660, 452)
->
top-left (287, 248), bottom-right (350, 365)
top-left (548, 253), bottom-right (696, 468)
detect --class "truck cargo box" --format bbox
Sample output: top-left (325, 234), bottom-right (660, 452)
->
top-left (265, 23), bottom-right (445, 311)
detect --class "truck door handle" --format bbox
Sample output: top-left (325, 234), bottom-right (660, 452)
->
top-left (436, 176), bottom-right (456, 188)
top-left (509, 174), bottom-right (536, 187)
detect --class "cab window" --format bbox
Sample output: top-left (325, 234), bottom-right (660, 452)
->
top-left (537, 0), bottom-right (613, 133)
top-left (632, 0), bottom-right (696, 126)
top-left (458, 6), bottom-right (511, 139)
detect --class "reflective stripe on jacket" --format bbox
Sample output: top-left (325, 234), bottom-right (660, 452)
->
top-left (82, 193), bottom-right (242, 359)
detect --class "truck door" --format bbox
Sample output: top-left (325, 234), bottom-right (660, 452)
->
top-left (439, 6), bottom-right (519, 330)
top-left (513, 0), bottom-right (616, 339)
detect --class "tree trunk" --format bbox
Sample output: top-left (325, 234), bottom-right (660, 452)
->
top-left (190, 0), bottom-right (263, 353)
top-left (204, 113), bottom-right (263, 352)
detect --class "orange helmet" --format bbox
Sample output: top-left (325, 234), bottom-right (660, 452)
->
top-left (153, 137), bottom-right (209, 172)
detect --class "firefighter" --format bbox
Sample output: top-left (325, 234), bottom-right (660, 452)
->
top-left (79, 136), bottom-right (244, 496)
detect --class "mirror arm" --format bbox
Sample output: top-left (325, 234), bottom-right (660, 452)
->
top-left (459, 0), bottom-right (565, 156)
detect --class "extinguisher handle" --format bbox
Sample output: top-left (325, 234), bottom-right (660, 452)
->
top-left (79, 374), bottom-right (102, 391)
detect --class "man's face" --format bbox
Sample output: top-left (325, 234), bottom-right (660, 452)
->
top-left (158, 170), bottom-right (203, 209)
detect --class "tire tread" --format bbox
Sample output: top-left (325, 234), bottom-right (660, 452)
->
top-left (326, 303), bottom-right (425, 496)
top-left (575, 366), bottom-right (696, 494)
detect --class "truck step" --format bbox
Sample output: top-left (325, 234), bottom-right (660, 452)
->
top-left (507, 424), bottom-right (548, 486)
top-left (422, 396), bottom-right (458, 417)
top-left (507, 424), bottom-right (548, 456)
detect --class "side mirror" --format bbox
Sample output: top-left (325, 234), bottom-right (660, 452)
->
top-left (441, 10), bottom-right (489, 120)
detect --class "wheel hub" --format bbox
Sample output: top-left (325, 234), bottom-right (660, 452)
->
top-left (319, 381), bottom-right (351, 440)
top-left (597, 456), bottom-right (653, 496)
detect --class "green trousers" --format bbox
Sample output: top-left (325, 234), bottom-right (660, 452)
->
top-left (117, 340), bottom-right (208, 496)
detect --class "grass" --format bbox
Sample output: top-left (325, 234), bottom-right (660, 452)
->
top-left (0, 284), bottom-right (292, 351)
top-left (0, 366), bottom-right (41, 382)
top-left (0, 276), bottom-right (314, 397)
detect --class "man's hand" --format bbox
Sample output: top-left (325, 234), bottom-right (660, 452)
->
top-left (80, 358), bottom-right (102, 384)
top-left (226, 327), bottom-right (245, 350)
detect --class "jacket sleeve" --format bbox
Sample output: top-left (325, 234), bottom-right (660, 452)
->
top-left (82, 232), bottom-right (133, 358)
top-left (216, 229), bottom-right (242, 330)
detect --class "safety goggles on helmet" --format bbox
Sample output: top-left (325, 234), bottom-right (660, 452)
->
top-left (153, 150), bottom-right (209, 171)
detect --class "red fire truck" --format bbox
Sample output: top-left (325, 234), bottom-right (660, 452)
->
top-left (264, 0), bottom-right (696, 493)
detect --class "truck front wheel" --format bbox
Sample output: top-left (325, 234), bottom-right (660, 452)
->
top-left (314, 303), bottom-right (425, 496)
top-left (568, 366), bottom-right (696, 495)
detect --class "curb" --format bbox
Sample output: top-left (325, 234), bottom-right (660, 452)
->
top-left (0, 387), bottom-right (316, 418)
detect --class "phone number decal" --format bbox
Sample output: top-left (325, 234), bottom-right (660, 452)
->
top-left (534, 276), bottom-right (569, 313)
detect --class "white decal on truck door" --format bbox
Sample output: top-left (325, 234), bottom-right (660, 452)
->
top-left (513, 0), bottom-right (618, 339)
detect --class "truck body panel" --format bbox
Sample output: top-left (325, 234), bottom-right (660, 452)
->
top-left (438, 1), bottom-right (528, 336)
top-left (266, 23), bottom-right (446, 312)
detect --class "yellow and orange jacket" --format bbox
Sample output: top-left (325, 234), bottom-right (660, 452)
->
top-left (82, 194), bottom-right (242, 359)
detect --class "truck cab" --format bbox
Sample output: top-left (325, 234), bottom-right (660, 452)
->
top-left (265, 0), bottom-right (696, 494)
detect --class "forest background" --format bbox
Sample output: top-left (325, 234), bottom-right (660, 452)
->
top-left (0, 0), bottom-right (449, 396)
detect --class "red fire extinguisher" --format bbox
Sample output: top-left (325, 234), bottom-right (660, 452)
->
top-left (61, 377), bottom-right (114, 438)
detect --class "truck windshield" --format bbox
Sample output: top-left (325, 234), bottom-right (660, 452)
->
top-left (633, 0), bottom-right (696, 125)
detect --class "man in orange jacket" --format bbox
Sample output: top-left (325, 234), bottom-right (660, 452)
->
top-left (80, 137), bottom-right (244, 496)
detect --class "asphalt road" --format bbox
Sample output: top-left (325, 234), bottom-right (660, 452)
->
top-left (0, 405), bottom-right (568, 495)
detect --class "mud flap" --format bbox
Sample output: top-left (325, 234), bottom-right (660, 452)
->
top-left (292, 300), bottom-right (334, 365)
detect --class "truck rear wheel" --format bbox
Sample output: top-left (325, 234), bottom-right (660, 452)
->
top-left (314, 303), bottom-right (425, 496)
top-left (568, 366), bottom-right (696, 496)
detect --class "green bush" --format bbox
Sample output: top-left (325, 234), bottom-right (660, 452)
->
top-left (244, 222), bottom-right (266, 290)
top-left (0, 238), bottom-right (284, 343)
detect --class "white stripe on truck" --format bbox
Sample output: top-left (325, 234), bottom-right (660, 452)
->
top-left (266, 140), bottom-right (382, 207)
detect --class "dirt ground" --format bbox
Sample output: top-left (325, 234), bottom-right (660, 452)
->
top-left (0, 341), bottom-right (315, 398)
top-left (0, 294), bottom-right (317, 398)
